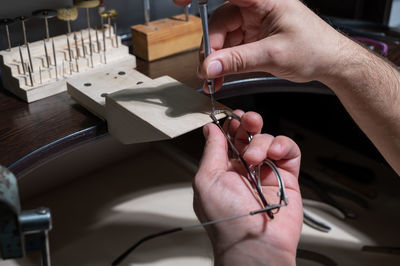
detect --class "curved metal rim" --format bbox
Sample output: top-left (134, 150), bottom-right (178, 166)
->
top-left (197, 77), bottom-right (334, 99)
top-left (9, 78), bottom-right (334, 178)
top-left (8, 123), bottom-right (107, 179)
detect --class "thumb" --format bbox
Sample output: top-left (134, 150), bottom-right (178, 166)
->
top-left (201, 40), bottom-right (279, 78)
top-left (198, 123), bottom-right (229, 177)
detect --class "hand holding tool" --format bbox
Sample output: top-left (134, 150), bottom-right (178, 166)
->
top-left (198, 0), bottom-right (216, 113)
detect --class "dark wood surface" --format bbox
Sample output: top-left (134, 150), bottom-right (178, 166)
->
top-left (1, 38), bottom-right (400, 174)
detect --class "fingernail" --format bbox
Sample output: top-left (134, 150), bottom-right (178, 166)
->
top-left (203, 125), bottom-right (209, 138)
top-left (206, 60), bottom-right (223, 77)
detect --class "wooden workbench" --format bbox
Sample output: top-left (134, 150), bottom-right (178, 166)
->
top-left (1, 39), bottom-right (400, 177)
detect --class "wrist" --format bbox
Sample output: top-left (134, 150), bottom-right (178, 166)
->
top-left (213, 238), bottom-right (296, 266)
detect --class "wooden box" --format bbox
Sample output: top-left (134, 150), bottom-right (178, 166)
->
top-left (131, 14), bottom-right (202, 61)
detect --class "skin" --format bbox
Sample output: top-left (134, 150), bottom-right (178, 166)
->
top-left (174, 0), bottom-right (400, 264)
top-left (195, 110), bottom-right (302, 265)
top-left (174, 0), bottom-right (400, 175)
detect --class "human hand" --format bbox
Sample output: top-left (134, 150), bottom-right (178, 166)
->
top-left (174, 0), bottom-right (353, 92)
top-left (194, 110), bottom-right (302, 266)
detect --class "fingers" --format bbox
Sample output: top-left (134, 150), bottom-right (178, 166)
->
top-left (243, 134), bottom-right (275, 165)
top-left (267, 135), bottom-right (301, 177)
top-left (268, 136), bottom-right (301, 162)
top-left (201, 39), bottom-right (279, 79)
top-left (223, 109), bottom-right (244, 137)
top-left (208, 3), bottom-right (242, 52)
top-left (234, 112), bottom-right (263, 153)
top-left (197, 123), bottom-right (229, 178)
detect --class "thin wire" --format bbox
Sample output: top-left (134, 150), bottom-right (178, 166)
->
top-left (111, 204), bottom-right (286, 266)
top-left (111, 111), bottom-right (289, 266)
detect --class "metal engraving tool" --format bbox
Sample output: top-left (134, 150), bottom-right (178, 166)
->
top-left (32, 9), bottom-right (57, 41)
top-left (0, 18), bottom-right (15, 51)
top-left (198, 0), bottom-right (216, 113)
top-left (57, 7), bottom-right (79, 35)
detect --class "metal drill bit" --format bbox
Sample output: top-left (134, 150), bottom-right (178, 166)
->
top-left (27, 65), bottom-right (33, 86)
top-left (86, 8), bottom-right (91, 29)
top-left (43, 39), bottom-right (50, 68)
top-left (67, 20), bottom-right (72, 35)
top-left (18, 45), bottom-right (26, 75)
top-left (18, 16), bottom-right (29, 46)
top-left (114, 22), bottom-right (118, 48)
top-left (0, 19), bottom-right (15, 51)
top-left (26, 42), bottom-right (34, 73)
top-left (80, 31), bottom-right (86, 58)
top-left (32, 10), bottom-right (57, 41)
top-left (66, 35), bottom-right (73, 74)
top-left (45, 17), bottom-right (49, 40)
top-left (85, 7), bottom-right (94, 67)
top-left (39, 66), bottom-right (42, 84)
top-left (108, 17), bottom-right (112, 38)
top-left (102, 22), bottom-right (107, 64)
top-left (57, 7), bottom-right (78, 35)
top-left (184, 4), bottom-right (191, 22)
top-left (5, 23), bottom-right (11, 50)
top-left (51, 38), bottom-right (58, 80)
top-left (88, 30), bottom-right (94, 67)
top-left (198, 0), bottom-right (216, 112)
top-left (95, 28), bottom-right (100, 53)
top-left (73, 32), bottom-right (79, 72)
top-left (143, 0), bottom-right (150, 25)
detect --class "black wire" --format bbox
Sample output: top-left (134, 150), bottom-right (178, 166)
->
top-left (111, 204), bottom-right (286, 266)
top-left (111, 227), bottom-right (182, 266)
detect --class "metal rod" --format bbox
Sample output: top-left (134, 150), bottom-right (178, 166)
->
top-left (143, 0), bottom-right (150, 25)
top-left (45, 17), bottom-right (50, 40)
top-left (27, 65), bottom-right (33, 86)
top-left (198, 1), bottom-right (216, 112)
top-left (80, 31), bottom-right (86, 58)
top-left (43, 39), bottom-right (50, 68)
top-left (86, 8), bottom-right (91, 29)
top-left (67, 20), bottom-right (71, 35)
top-left (39, 66), bottom-right (42, 84)
top-left (102, 22), bottom-right (107, 64)
top-left (21, 20), bottom-right (27, 46)
top-left (74, 32), bottom-right (79, 72)
top-left (41, 231), bottom-right (51, 266)
top-left (5, 25), bottom-right (11, 51)
top-left (95, 29), bottom-right (100, 53)
top-left (184, 4), bottom-right (191, 22)
top-left (114, 22), bottom-right (118, 48)
top-left (51, 38), bottom-right (58, 80)
top-left (67, 35), bottom-right (73, 74)
top-left (62, 60), bottom-right (65, 77)
top-left (108, 17), bottom-right (111, 37)
top-left (88, 30), bottom-right (93, 67)
top-left (26, 42), bottom-right (34, 73)
top-left (86, 8), bottom-right (93, 67)
top-left (18, 46), bottom-right (26, 75)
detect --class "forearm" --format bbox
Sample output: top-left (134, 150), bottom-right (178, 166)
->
top-left (213, 238), bottom-right (296, 266)
top-left (321, 36), bottom-right (400, 174)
